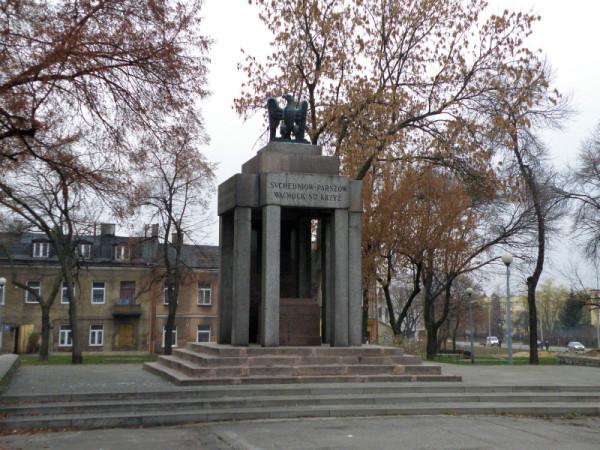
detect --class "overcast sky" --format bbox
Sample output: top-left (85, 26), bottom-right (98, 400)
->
top-left (197, 0), bottom-right (600, 294)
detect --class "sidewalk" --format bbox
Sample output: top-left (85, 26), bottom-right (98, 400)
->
top-left (3, 364), bottom-right (179, 396)
top-left (431, 362), bottom-right (600, 386)
top-left (0, 415), bottom-right (599, 449)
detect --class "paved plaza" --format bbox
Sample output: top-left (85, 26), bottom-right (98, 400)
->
top-left (2, 362), bottom-right (600, 449)
top-left (1, 415), bottom-right (599, 449)
top-left (4, 362), bottom-right (600, 396)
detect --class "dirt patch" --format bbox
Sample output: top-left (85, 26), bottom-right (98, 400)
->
top-left (511, 351), bottom-right (556, 358)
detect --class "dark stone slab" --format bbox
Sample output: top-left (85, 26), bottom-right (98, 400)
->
top-left (279, 298), bottom-right (321, 346)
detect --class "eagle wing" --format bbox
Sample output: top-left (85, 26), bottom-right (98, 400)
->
top-left (295, 100), bottom-right (308, 141)
top-left (267, 98), bottom-right (283, 140)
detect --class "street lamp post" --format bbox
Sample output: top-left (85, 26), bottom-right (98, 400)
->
top-left (466, 287), bottom-right (474, 364)
top-left (597, 307), bottom-right (600, 350)
top-left (591, 290), bottom-right (600, 350)
top-left (0, 277), bottom-right (6, 352)
top-left (502, 253), bottom-right (513, 365)
top-left (488, 300), bottom-right (491, 337)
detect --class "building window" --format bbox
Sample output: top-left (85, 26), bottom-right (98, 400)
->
top-left (60, 282), bottom-right (72, 304)
top-left (89, 325), bottom-right (104, 346)
top-left (119, 281), bottom-right (135, 305)
top-left (197, 283), bottom-right (212, 306)
top-left (59, 325), bottom-right (72, 347)
top-left (162, 326), bottom-right (177, 348)
top-left (114, 244), bottom-right (129, 261)
top-left (0, 283), bottom-right (4, 305)
top-left (32, 242), bottom-right (50, 258)
top-left (91, 281), bottom-right (105, 304)
top-left (79, 243), bottom-right (92, 259)
top-left (25, 281), bottom-right (41, 303)
top-left (197, 324), bottom-right (211, 343)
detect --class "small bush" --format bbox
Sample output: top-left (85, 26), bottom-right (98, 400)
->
top-left (26, 332), bottom-right (40, 354)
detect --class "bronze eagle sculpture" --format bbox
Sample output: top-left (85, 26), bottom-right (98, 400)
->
top-left (267, 94), bottom-right (309, 143)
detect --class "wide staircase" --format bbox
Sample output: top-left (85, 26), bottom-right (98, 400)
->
top-left (2, 383), bottom-right (600, 430)
top-left (143, 343), bottom-right (460, 385)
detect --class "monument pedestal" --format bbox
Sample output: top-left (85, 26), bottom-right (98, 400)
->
top-left (217, 141), bottom-right (363, 347)
top-left (144, 342), bottom-right (462, 385)
top-left (279, 298), bottom-right (321, 346)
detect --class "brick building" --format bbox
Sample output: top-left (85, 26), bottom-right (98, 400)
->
top-left (0, 225), bottom-right (218, 354)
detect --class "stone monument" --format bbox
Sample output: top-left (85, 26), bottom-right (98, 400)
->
top-left (217, 95), bottom-right (362, 347)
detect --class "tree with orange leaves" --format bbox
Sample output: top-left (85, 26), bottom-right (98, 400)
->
top-left (237, 0), bottom-right (544, 181)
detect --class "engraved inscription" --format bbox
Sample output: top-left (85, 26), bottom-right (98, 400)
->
top-left (269, 181), bottom-right (347, 203)
top-left (262, 173), bottom-right (350, 208)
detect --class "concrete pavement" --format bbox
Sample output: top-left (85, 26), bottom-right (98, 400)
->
top-left (2, 362), bottom-right (600, 448)
top-left (5, 362), bottom-right (600, 397)
top-left (4, 364), bottom-right (180, 396)
top-left (431, 362), bottom-right (600, 386)
top-left (1, 415), bottom-right (599, 449)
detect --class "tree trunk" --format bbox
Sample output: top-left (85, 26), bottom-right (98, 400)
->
top-left (527, 278), bottom-right (540, 364)
top-left (68, 303), bottom-right (82, 364)
top-left (63, 257), bottom-right (82, 364)
top-left (39, 303), bottom-right (51, 361)
top-left (510, 128), bottom-right (543, 365)
top-left (423, 271), bottom-right (437, 360)
top-left (394, 262), bottom-right (422, 336)
top-left (380, 282), bottom-right (398, 335)
top-left (425, 322), bottom-right (438, 360)
top-left (164, 283), bottom-right (179, 355)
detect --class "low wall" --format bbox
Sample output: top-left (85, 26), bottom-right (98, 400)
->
top-left (557, 354), bottom-right (600, 368)
top-left (0, 354), bottom-right (20, 393)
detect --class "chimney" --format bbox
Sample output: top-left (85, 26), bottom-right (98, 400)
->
top-left (151, 224), bottom-right (159, 238)
top-left (100, 223), bottom-right (116, 236)
top-left (171, 232), bottom-right (183, 245)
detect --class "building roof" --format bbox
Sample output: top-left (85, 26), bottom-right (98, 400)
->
top-left (0, 231), bottom-right (219, 270)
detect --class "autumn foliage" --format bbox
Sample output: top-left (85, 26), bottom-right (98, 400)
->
top-left (238, 0), bottom-right (561, 358)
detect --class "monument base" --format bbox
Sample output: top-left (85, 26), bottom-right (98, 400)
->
top-left (144, 343), bottom-right (461, 385)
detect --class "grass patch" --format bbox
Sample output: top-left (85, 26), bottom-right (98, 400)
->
top-left (19, 354), bottom-right (158, 365)
top-left (433, 355), bottom-right (559, 365)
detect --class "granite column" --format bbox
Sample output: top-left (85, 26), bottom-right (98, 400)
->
top-left (231, 207), bottom-right (252, 346)
top-left (260, 205), bottom-right (281, 346)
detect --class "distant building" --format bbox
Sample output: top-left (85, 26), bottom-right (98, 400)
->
top-left (0, 224), bottom-right (218, 354)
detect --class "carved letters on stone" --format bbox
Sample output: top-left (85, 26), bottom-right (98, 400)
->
top-left (261, 173), bottom-right (350, 208)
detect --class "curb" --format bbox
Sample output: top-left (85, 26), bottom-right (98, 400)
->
top-left (557, 354), bottom-right (600, 368)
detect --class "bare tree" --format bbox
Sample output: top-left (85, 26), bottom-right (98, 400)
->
top-left (132, 123), bottom-right (214, 355)
top-left (489, 63), bottom-right (569, 363)
top-left (566, 123), bottom-right (600, 259)
top-left (0, 155), bottom-right (104, 362)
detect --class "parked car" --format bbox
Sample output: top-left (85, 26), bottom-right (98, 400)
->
top-left (567, 341), bottom-right (585, 353)
top-left (485, 336), bottom-right (499, 347)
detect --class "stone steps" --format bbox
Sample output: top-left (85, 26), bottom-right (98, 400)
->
top-left (7, 383), bottom-right (598, 404)
top-left (5, 392), bottom-right (600, 418)
top-left (146, 343), bottom-right (455, 385)
top-left (159, 355), bottom-right (440, 378)
top-left (144, 361), bottom-right (453, 385)
top-left (2, 395), bottom-right (600, 430)
top-left (3, 383), bottom-right (600, 430)
top-left (187, 343), bottom-right (407, 357)
top-left (173, 347), bottom-right (422, 367)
